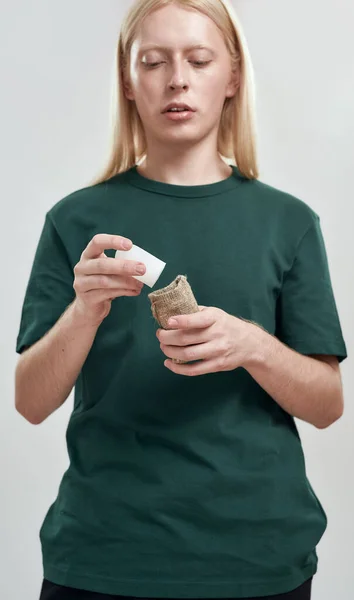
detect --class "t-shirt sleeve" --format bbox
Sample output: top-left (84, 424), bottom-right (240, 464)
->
top-left (16, 211), bottom-right (76, 354)
top-left (275, 214), bottom-right (347, 363)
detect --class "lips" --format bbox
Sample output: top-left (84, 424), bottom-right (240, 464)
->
top-left (162, 102), bottom-right (195, 113)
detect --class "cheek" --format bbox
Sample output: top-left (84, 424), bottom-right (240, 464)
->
top-left (199, 74), bottom-right (229, 110)
top-left (130, 82), bottom-right (158, 115)
top-left (137, 78), bottom-right (161, 107)
top-left (128, 65), bottom-right (157, 101)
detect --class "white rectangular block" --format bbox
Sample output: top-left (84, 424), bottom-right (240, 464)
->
top-left (115, 244), bottom-right (166, 288)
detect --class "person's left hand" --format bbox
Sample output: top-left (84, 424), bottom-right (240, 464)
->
top-left (156, 305), bottom-right (258, 376)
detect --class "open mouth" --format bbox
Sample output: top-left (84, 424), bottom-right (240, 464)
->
top-left (166, 108), bottom-right (191, 112)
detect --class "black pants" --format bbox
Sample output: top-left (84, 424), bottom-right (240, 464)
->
top-left (39, 576), bottom-right (313, 600)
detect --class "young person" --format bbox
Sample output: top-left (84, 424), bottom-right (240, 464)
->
top-left (15, 1), bottom-right (347, 599)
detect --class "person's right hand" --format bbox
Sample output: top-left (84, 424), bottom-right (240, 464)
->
top-left (73, 234), bottom-right (146, 326)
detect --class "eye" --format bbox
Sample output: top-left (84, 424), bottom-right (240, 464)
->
top-left (144, 62), bottom-right (164, 68)
top-left (144, 60), bottom-right (211, 69)
top-left (192, 61), bottom-right (211, 67)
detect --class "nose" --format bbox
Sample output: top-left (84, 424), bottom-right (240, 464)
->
top-left (169, 78), bottom-right (188, 90)
top-left (168, 61), bottom-right (189, 90)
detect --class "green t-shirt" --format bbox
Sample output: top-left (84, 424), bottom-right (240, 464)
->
top-left (16, 165), bottom-right (347, 598)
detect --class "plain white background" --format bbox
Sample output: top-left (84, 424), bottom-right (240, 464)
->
top-left (2, 1), bottom-right (353, 598)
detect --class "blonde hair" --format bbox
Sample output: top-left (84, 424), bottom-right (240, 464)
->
top-left (90, 0), bottom-right (259, 185)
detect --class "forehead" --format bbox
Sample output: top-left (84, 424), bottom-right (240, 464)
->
top-left (137, 43), bottom-right (217, 56)
top-left (132, 5), bottom-right (225, 54)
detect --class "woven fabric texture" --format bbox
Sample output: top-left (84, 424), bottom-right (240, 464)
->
top-left (148, 275), bottom-right (200, 364)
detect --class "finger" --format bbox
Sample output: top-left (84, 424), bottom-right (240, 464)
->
top-left (106, 288), bottom-right (142, 299)
top-left (164, 357), bottom-right (220, 377)
top-left (82, 234), bottom-right (132, 260)
top-left (83, 256), bottom-right (144, 278)
top-left (166, 309), bottom-right (216, 330)
top-left (81, 287), bottom-right (141, 303)
top-left (78, 274), bottom-right (142, 293)
top-left (157, 327), bottom-right (209, 346)
top-left (161, 340), bottom-right (217, 363)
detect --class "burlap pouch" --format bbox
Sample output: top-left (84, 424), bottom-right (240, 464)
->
top-left (148, 274), bottom-right (200, 364)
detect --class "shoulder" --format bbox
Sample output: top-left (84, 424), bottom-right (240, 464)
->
top-left (46, 180), bottom-right (108, 226)
top-left (46, 170), bottom-right (131, 229)
top-left (247, 176), bottom-right (320, 234)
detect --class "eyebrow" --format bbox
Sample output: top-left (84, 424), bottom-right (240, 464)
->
top-left (138, 44), bottom-right (216, 56)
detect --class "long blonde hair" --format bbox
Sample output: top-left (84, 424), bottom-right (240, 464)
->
top-left (90, 0), bottom-right (259, 185)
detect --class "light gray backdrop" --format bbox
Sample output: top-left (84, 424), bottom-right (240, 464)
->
top-left (2, 1), bottom-right (353, 599)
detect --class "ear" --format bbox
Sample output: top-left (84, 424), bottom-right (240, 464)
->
top-left (225, 67), bottom-right (240, 99)
top-left (123, 82), bottom-right (134, 101)
top-left (121, 69), bottom-right (134, 101)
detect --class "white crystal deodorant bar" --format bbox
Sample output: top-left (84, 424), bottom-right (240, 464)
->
top-left (115, 244), bottom-right (166, 288)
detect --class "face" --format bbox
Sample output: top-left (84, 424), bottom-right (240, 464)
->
top-left (124, 4), bottom-right (239, 148)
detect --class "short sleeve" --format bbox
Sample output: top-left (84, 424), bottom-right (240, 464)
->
top-left (16, 212), bottom-right (75, 354)
top-left (275, 214), bottom-right (347, 363)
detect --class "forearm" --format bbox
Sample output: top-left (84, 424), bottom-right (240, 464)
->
top-left (15, 299), bottom-right (100, 425)
top-left (244, 324), bottom-right (344, 429)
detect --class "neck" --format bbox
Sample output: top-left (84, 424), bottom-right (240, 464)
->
top-left (137, 152), bottom-right (232, 186)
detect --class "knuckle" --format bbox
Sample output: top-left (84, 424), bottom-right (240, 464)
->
top-left (96, 258), bottom-right (105, 272)
top-left (180, 333), bottom-right (189, 346)
top-left (185, 347), bottom-right (196, 361)
top-left (73, 278), bottom-right (81, 291)
top-left (92, 233), bottom-right (101, 245)
top-left (220, 340), bottom-right (229, 354)
top-left (217, 356), bottom-right (226, 370)
top-left (115, 260), bottom-right (125, 274)
top-left (74, 261), bottom-right (82, 275)
top-left (98, 275), bottom-right (108, 288)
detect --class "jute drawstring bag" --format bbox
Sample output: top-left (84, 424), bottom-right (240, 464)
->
top-left (148, 275), bottom-right (200, 364)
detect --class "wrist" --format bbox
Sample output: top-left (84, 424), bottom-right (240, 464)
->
top-left (242, 320), bottom-right (269, 371)
top-left (70, 298), bottom-right (105, 330)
